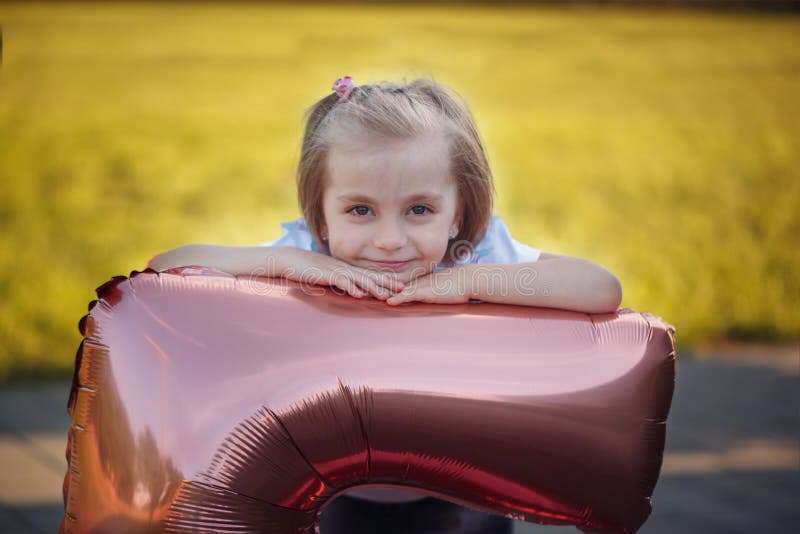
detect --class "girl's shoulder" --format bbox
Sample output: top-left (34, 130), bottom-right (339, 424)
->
top-left (435, 214), bottom-right (541, 272)
top-left (477, 214), bottom-right (541, 264)
top-left (259, 217), bottom-right (328, 254)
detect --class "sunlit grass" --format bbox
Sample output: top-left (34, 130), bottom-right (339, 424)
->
top-left (0, 2), bottom-right (798, 380)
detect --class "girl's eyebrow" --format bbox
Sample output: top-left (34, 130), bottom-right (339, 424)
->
top-left (337, 193), bottom-right (443, 203)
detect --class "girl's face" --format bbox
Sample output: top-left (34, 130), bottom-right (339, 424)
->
top-left (321, 132), bottom-right (461, 283)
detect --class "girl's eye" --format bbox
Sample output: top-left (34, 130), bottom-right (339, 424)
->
top-left (348, 205), bottom-right (432, 217)
top-left (410, 205), bottom-right (431, 216)
top-left (349, 205), bottom-right (372, 217)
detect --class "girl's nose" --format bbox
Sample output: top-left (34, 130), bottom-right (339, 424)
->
top-left (373, 223), bottom-right (408, 250)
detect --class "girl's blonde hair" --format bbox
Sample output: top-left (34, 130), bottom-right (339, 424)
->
top-left (297, 77), bottom-right (495, 263)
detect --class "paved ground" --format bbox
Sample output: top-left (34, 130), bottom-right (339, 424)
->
top-left (1, 344), bottom-right (797, 533)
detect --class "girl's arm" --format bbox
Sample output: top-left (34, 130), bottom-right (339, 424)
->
top-left (147, 244), bottom-right (285, 276)
top-left (147, 244), bottom-right (406, 299)
top-left (465, 254), bottom-right (622, 313)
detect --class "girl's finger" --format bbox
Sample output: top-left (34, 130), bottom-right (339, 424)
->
top-left (386, 293), bottom-right (405, 305)
top-left (383, 275), bottom-right (406, 292)
top-left (348, 270), bottom-right (384, 297)
top-left (359, 269), bottom-right (405, 292)
top-left (355, 275), bottom-right (393, 300)
top-left (332, 274), bottom-right (363, 298)
top-left (387, 284), bottom-right (415, 305)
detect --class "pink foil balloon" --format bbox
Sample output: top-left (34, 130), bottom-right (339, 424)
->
top-left (61, 267), bottom-right (676, 533)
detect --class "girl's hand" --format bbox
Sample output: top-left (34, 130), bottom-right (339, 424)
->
top-left (385, 267), bottom-right (471, 305)
top-left (268, 246), bottom-right (405, 301)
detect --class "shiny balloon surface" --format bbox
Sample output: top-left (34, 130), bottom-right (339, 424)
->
top-left (61, 267), bottom-right (676, 533)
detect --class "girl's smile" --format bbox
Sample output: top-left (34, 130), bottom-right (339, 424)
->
top-left (321, 132), bottom-right (461, 283)
top-left (370, 260), bottom-right (411, 268)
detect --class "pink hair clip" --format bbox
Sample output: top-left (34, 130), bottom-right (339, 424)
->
top-left (332, 76), bottom-right (356, 102)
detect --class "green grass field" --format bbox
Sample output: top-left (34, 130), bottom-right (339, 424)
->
top-left (0, 2), bottom-right (798, 381)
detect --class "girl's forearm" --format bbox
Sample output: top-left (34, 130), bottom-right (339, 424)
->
top-left (465, 259), bottom-right (622, 313)
top-left (147, 244), bottom-right (286, 277)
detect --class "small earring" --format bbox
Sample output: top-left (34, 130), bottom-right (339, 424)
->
top-left (449, 228), bottom-right (458, 239)
top-left (321, 234), bottom-right (328, 241)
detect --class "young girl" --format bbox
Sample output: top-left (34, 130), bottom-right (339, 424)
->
top-left (148, 76), bottom-right (622, 533)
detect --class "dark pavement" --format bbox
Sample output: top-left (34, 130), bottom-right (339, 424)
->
top-left (1, 345), bottom-right (797, 533)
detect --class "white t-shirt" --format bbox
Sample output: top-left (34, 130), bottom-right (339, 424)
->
top-left (259, 214), bottom-right (540, 502)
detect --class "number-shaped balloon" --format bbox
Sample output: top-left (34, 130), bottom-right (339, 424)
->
top-left (61, 267), bottom-right (676, 533)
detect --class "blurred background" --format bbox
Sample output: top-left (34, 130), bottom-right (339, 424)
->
top-left (1, 1), bottom-right (798, 379)
top-left (0, 1), bottom-right (797, 533)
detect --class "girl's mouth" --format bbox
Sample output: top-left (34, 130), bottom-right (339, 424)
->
top-left (370, 260), bottom-right (410, 269)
